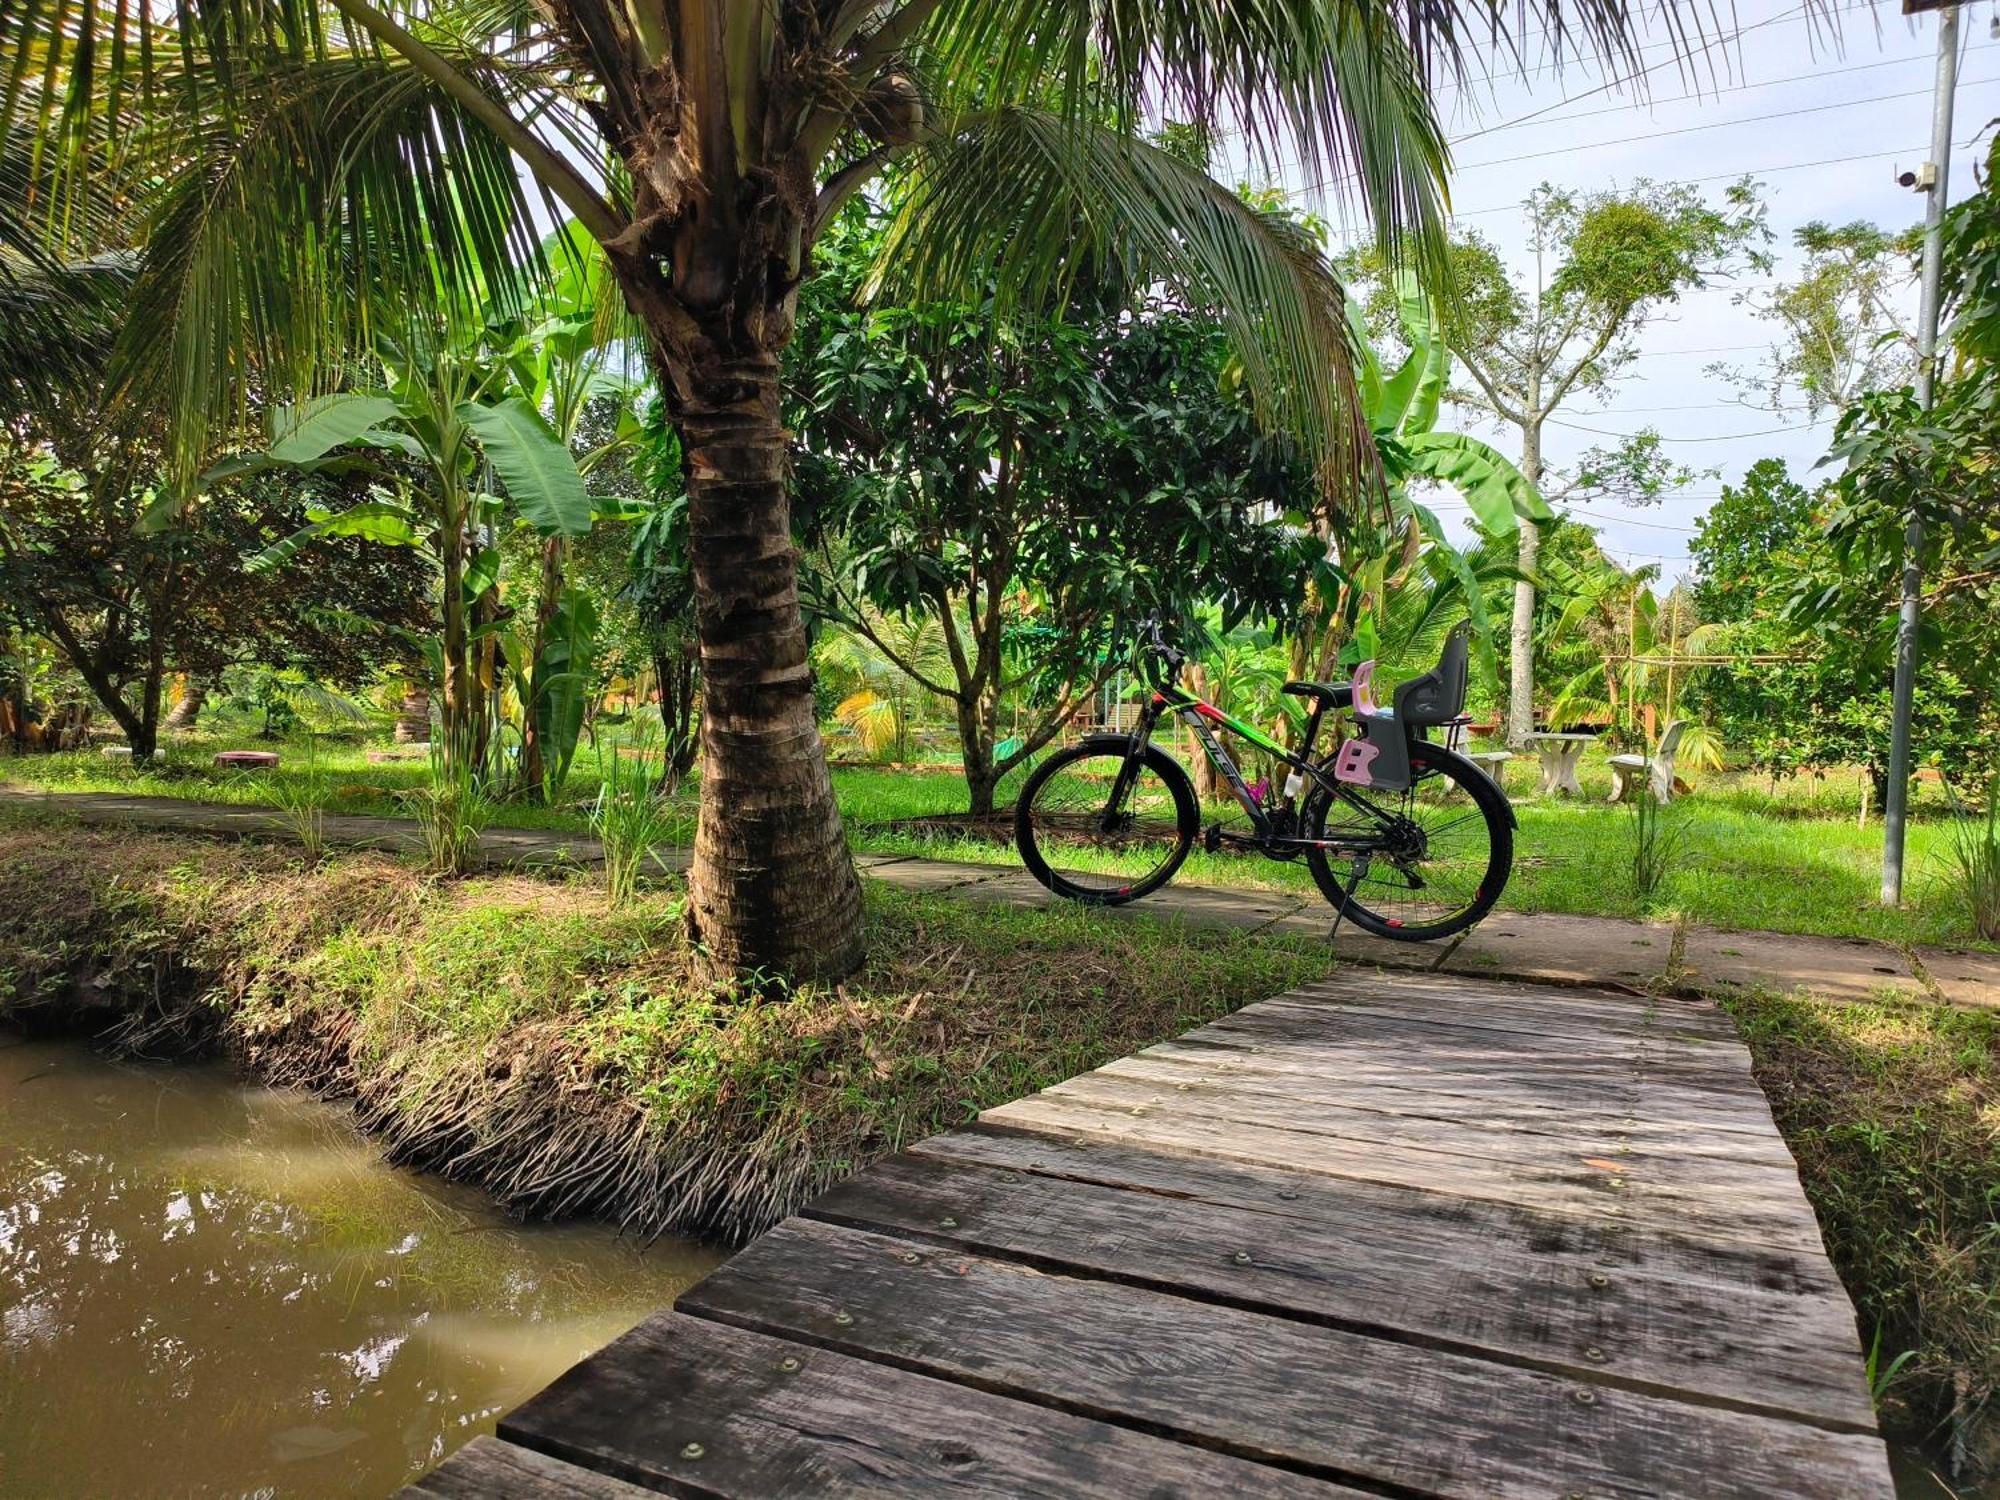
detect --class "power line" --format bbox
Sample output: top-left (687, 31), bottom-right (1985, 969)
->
top-left (1447, 144), bottom-right (1930, 217)
top-left (1454, 78), bottom-right (1993, 174)
top-left (1567, 400), bottom-right (1791, 413)
top-left (1446, 43), bottom-right (1996, 140)
top-left (1447, 0), bottom-right (1883, 144)
top-left (1257, 0), bottom-right (1882, 200)
top-left (1620, 342), bottom-right (1773, 358)
top-left (1548, 416), bottom-right (1824, 440)
top-left (1424, 500), bottom-right (1703, 532)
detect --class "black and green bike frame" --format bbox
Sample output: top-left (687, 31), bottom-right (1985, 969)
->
top-left (1104, 679), bottom-right (1383, 855)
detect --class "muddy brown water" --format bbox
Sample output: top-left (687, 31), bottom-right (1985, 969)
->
top-left (0, 1031), bottom-right (719, 1498)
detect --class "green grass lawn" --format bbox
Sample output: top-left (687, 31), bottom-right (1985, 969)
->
top-left (3, 726), bottom-right (1990, 949)
top-left (833, 757), bottom-right (1988, 949)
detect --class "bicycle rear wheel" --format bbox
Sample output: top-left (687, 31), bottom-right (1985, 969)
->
top-left (1014, 740), bottom-right (1197, 904)
top-left (1302, 740), bottom-right (1513, 940)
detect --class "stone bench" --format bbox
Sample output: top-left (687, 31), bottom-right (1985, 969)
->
top-left (214, 750), bottom-right (281, 770)
top-left (1607, 720), bottom-right (1688, 805)
top-left (1467, 750), bottom-right (1514, 794)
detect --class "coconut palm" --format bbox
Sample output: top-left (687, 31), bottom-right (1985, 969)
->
top-left (7, 0), bottom-right (1726, 979)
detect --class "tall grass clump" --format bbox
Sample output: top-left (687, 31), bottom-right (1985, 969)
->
top-left (405, 734), bottom-right (493, 876)
top-left (593, 740), bottom-right (675, 905)
top-left (262, 735), bottom-right (331, 861)
top-left (1942, 767), bottom-right (2000, 940)
top-left (1627, 780), bottom-right (1682, 906)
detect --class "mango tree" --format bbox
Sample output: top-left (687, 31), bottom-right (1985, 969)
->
top-left (792, 208), bottom-right (1319, 816)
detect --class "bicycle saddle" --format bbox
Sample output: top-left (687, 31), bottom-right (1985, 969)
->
top-left (1280, 680), bottom-right (1354, 709)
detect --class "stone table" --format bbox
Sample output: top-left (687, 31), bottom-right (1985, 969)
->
top-left (1524, 732), bottom-right (1595, 796)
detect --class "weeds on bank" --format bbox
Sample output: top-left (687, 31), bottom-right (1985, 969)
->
top-left (0, 824), bottom-right (1336, 1241)
top-left (403, 740), bottom-right (493, 876)
top-left (1941, 768), bottom-right (2000, 941)
top-left (260, 736), bottom-right (331, 861)
top-left (592, 740), bottom-right (675, 906)
top-left (1723, 986), bottom-right (2000, 1479)
top-left (1627, 789), bottom-right (1682, 907)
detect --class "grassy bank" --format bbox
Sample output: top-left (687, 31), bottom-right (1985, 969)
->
top-left (0, 821), bottom-right (1333, 1243)
top-left (5, 736), bottom-right (1990, 950)
top-left (1725, 987), bottom-right (2000, 1482)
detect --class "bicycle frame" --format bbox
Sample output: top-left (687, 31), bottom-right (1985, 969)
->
top-left (1111, 676), bottom-right (1404, 854)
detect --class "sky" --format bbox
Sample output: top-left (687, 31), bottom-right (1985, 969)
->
top-left (1222, 0), bottom-right (1995, 585)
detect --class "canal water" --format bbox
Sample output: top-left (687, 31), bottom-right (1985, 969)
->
top-left (0, 1031), bottom-right (719, 1498)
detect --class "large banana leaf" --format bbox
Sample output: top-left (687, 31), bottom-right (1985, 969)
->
top-left (1408, 503), bottom-right (1502, 689)
top-left (247, 500), bottom-right (421, 572)
top-left (458, 396), bottom-right (593, 536)
top-left (269, 394), bottom-right (403, 464)
top-left (1377, 275), bottom-right (1448, 437)
top-left (1403, 431), bottom-right (1551, 535)
top-left (1392, 274), bottom-right (1449, 436)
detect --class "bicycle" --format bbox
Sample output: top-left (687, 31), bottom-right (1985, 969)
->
top-left (1013, 619), bottom-right (1515, 941)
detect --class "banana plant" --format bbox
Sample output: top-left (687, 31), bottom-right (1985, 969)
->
top-left (1360, 275), bottom-right (1550, 539)
top-left (241, 339), bottom-right (595, 774)
top-left (493, 229), bottom-right (645, 800)
top-left (1302, 278), bottom-right (1548, 692)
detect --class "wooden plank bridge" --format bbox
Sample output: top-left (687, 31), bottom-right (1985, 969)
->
top-left (408, 969), bottom-right (1894, 1499)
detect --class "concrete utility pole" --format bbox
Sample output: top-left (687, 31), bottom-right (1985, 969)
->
top-left (1882, 0), bottom-right (1961, 906)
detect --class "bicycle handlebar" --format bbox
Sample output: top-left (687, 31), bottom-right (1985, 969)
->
top-left (1137, 614), bottom-right (1186, 676)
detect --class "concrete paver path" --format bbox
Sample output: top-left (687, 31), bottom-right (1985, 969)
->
top-left (7, 784), bottom-right (1995, 1010)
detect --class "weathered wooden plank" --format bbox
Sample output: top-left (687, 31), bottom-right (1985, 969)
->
top-left (404, 1437), bottom-right (664, 1498)
top-left (1132, 1036), bottom-right (1785, 1139)
top-left (1285, 972), bottom-right (1741, 1042)
top-left (1263, 989), bottom-right (1736, 1054)
top-left (908, 1128), bottom-right (1847, 1298)
top-left (1200, 1000), bottom-right (1752, 1079)
top-left (1172, 1017), bottom-right (1760, 1097)
top-left (983, 1087), bottom-right (1826, 1251)
top-left (1095, 1054), bottom-right (1794, 1163)
top-left (1031, 1068), bottom-right (1811, 1208)
top-left (501, 1309), bottom-right (1362, 1499)
top-left (1062, 1058), bottom-right (1795, 1169)
top-left (681, 1218), bottom-right (1896, 1500)
top-left (805, 1149), bottom-right (1877, 1432)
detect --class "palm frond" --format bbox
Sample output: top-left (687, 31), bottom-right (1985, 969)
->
top-left (110, 47), bottom-right (546, 473)
top-left (875, 108), bottom-right (1376, 499)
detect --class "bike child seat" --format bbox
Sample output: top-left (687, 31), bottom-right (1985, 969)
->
top-left (1327, 625), bottom-right (1472, 793)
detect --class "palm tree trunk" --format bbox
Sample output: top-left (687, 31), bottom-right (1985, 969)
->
top-left (394, 687), bottom-right (432, 743)
top-left (438, 503), bottom-right (472, 769)
top-left (519, 536), bottom-right (567, 798)
top-left (676, 357), bottom-right (864, 980)
top-left (164, 676), bottom-right (207, 731)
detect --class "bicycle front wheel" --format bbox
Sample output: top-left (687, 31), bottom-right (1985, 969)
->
top-left (1014, 740), bottom-right (1197, 905)
top-left (1302, 739), bottom-right (1513, 941)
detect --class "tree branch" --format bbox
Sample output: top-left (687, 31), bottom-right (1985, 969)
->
top-left (819, 565), bottom-right (957, 698)
top-left (1456, 351), bottom-right (1525, 427)
top-left (1542, 316), bottom-right (1626, 414)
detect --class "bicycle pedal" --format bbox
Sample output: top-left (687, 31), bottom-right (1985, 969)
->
top-left (1202, 823), bottom-right (1222, 853)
